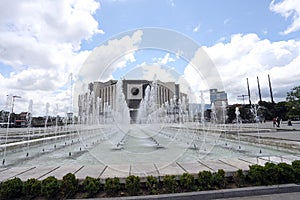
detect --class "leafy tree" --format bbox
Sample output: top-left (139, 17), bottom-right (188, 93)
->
top-left (286, 86), bottom-right (300, 119)
top-left (274, 101), bottom-right (288, 120)
top-left (227, 104), bottom-right (253, 123)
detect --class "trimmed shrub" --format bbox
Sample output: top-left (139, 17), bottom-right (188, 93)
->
top-left (198, 170), bottom-right (213, 190)
top-left (247, 164), bottom-right (266, 185)
top-left (264, 162), bottom-right (280, 185)
top-left (125, 175), bottom-right (140, 196)
top-left (233, 169), bottom-right (246, 187)
top-left (104, 177), bottom-right (120, 197)
top-left (61, 173), bottom-right (78, 198)
top-left (83, 176), bottom-right (100, 197)
top-left (163, 175), bottom-right (178, 193)
top-left (292, 160), bottom-right (300, 183)
top-left (277, 162), bottom-right (295, 184)
top-left (23, 178), bottom-right (41, 199)
top-left (0, 177), bottom-right (23, 200)
top-left (212, 169), bottom-right (226, 189)
top-left (179, 173), bottom-right (195, 192)
top-left (41, 176), bottom-right (60, 199)
top-left (146, 176), bottom-right (159, 195)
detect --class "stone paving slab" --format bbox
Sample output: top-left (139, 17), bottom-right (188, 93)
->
top-left (0, 167), bottom-right (9, 173)
top-left (39, 165), bottom-right (83, 180)
top-left (198, 160), bottom-right (238, 174)
top-left (75, 165), bottom-right (106, 180)
top-left (219, 158), bottom-right (251, 171)
top-left (283, 155), bottom-right (300, 161)
top-left (155, 162), bottom-right (186, 179)
top-left (100, 164), bottom-right (130, 183)
top-left (0, 167), bottom-right (35, 181)
top-left (239, 157), bottom-right (272, 166)
top-left (177, 162), bottom-right (212, 176)
top-left (130, 163), bottom-right (159, 180)
top-left (17, 166), bottom-right (59, 181)
top-left (259, 156), bottom-right (293, 164)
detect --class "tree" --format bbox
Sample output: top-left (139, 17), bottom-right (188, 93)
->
top-left (286, 86), bottom-right (300, 120)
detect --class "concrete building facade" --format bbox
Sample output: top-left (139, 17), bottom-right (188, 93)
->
top-left (78, 80), bottom-right (187, 123)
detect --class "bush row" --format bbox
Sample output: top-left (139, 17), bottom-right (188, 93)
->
top-left (0, 160), bottom-right (299, 199)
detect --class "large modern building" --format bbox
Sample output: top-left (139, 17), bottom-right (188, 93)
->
top-left (78, 80), bottom-right (187, 123)
top-left (209, 88), bottom-right (228, 123)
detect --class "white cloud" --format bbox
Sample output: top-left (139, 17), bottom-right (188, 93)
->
top-left (270, 0), bottom-right (300, 34)
top-left (0, 0), bottom-right (103, 115)
top-left (193, 24), bottom-right (200, 33)
top-left (78, 30), bottom-right (143, 83)
top-left (73, 30), bottom-right (143, 112)
top-left (154, 53), bottom-right (176, 65)
top-left (170, 0), bottom-right (175, 7)
top-left (115, 53), bottom-right (136, 68)
top-left (202, 33), bottom-right (300, 104)
top-left (141, 64), bottom-right (176, 82)
top-left (224, 18), bottom-right (230, 25)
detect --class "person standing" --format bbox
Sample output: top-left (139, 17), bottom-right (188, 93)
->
top-left (273, 117), bottom-right (276, 127)
top-left (276, 117), bottom-right (281, 127)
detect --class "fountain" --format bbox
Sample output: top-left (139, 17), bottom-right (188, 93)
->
top-left (42, 103), bottom-right (50, 152)
top-left (2, 95), bottom-right (13, 165)
top-left (251, 104), bottom-right (263, 154)
top-left (0, 78), bottom-right (299, 182)
top-left (235, 107), bottom-right (242, 150)
top-left (25, 100), bottom-right (33, 157)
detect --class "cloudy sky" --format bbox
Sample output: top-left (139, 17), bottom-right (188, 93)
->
top-left (1, 0), bottom-right (300, 116)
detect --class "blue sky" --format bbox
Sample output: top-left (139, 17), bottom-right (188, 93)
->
top-left (85, 0), bottom-right (298, 48)
top-left (0, 0), bottom-right (300, 115)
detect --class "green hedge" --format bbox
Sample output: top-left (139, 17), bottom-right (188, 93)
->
top-left (0, 161), bottom-right (300, 199)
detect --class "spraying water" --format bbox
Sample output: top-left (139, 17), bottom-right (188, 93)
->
top-left (42, 103), bottom-right (50, 152)
top-left (235, 107), bottom-right (241, 149)
top-left (2, 95), bottom-right (13, 165)
top-left (26, 100), bottom-right (33, 157)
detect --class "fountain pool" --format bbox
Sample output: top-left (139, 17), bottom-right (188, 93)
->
top-left (1, 123), bottom-right (298, 170)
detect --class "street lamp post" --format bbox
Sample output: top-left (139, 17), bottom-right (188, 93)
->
top-left (11, 95), bottom-right (22, 113)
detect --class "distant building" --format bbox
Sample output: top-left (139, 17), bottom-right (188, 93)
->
top-left (78, 80), bottom-right (188, 123)
top-left (14, 112), bottom-right (29, 127)
top-left (209, 89), bottom-right (228, 105)
top-left (209, 89), bottom-right (228, 123)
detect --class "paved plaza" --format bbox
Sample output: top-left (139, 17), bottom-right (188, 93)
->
top-left (0, 121), bottom-right (300, 183)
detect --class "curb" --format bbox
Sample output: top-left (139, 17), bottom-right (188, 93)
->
top-left (90, 184), bottom-right (300, 200)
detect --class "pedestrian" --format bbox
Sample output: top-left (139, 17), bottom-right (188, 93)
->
top-left (273, 117), bottom-right (276, 127)
top-left (276, 117), bottom-right (281, 127)
top-left (288, 119), bottom-right (292, 126)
